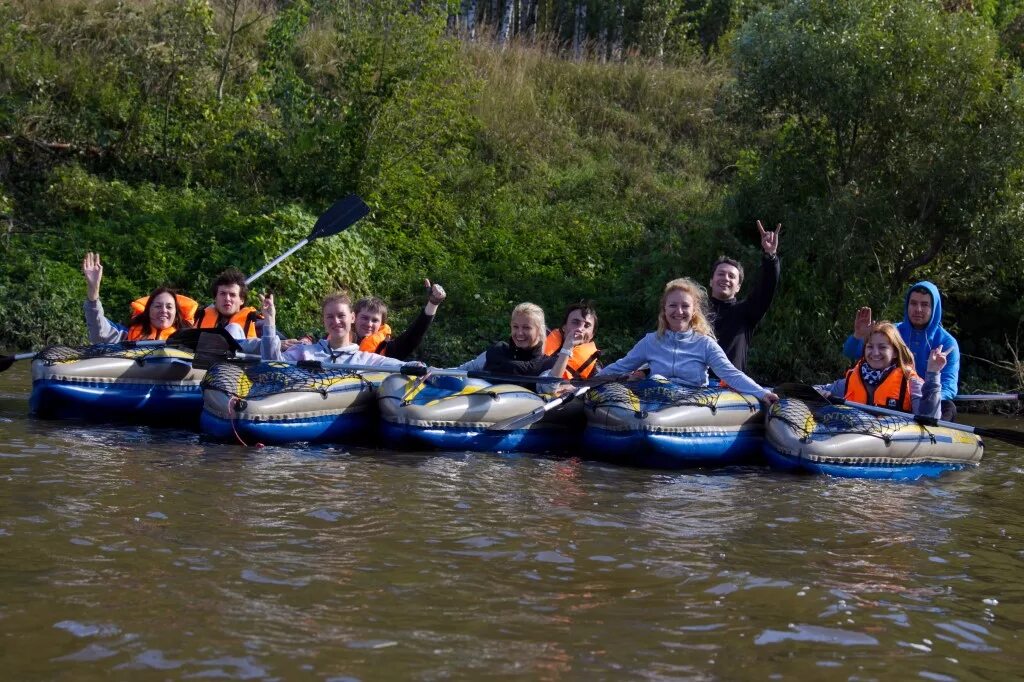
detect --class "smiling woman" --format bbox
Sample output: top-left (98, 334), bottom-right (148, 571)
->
top-left (259, 291), bottom-right (405, 369)
top-left (816, 321), bottom-right (946, 418)
top-left (81, 252), bottom-right (198, 343)
top-left (451, 302), bottom-right (570, 391)
top-left (596, 278), bottom-right (778, 405)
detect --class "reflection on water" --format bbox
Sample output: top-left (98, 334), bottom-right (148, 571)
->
top-left (1, 363), bottom-right (1023, 679)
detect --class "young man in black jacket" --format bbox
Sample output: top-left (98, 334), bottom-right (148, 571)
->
top-left (708, 220), bottom-right (782, 374)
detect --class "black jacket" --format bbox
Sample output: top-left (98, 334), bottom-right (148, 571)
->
top-left (709, 253), bottom-right (780, 373)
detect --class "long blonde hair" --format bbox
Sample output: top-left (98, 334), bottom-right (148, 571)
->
top-left (657, 278), bottom-right (716, 339)
top-left (864, 321), bottom-right (917, 376)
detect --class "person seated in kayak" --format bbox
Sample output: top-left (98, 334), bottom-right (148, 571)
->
top-left (544, 301), bottom-right (601, 380)
top-left (842, 281), bottom-right (960, 420)
top-left (260, 291), bottom-right (406, 369)
top-left (81, 251), bottom-right (197, 344)
top-left (282, 280), bottom-right (446, 360)
top-left (353, 280), bottom-right (447, 359)
top-left (193, 267), bottom-right (262, 341)
top-left (596, 277), bottom-right (779, 404)
top-left (818, 321), bottom-right (946, 418)
top-left (454, 302), bottom-right (575, 391)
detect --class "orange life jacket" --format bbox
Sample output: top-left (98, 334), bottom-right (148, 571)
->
top-left (126, 294), bottom-right (199, 342)
top-left (844, 360), bottom-right (915, 413)
top-left (543, 329), bottom-right (601, 379)
top-left (358, 324), bottom-right (393, 355)
top-left (194, 305), bottom-right (262, 339)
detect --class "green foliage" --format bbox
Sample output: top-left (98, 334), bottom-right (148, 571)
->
top-left (0, 251), bottom-right (85, 349)
top-left (1, 0), bottom-right (1023, 395)
top-left (731, 0), bottom-right (1024, 380)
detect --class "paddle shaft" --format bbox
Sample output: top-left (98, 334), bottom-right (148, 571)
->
top-left (245, 239), bottom-right (308, 286)
top-left (216, 352), bottom-right (619, 386)
top-left (955, 393), bottom-right (1024, 402)
top-left (244, 194), bottom-right (369, 287)
top-left (488, 384), bottom-right (590, 431)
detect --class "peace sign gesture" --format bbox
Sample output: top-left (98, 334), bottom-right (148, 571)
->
top-left (927, 345), bottom-right (950, 373)
top-left (757, 219), bottom-right (782, 257)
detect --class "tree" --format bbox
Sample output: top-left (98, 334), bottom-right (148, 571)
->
top-left (731, 0), bottom-right (1024, 376)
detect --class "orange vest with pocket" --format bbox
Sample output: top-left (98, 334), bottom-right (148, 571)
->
top-left (844, 360), bottom-right (915, 413)
top-left (543, 329), bottom-right (601, 379)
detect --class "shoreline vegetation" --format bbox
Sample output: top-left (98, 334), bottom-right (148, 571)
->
top-left (1, 0), bottom-right (1023, 404)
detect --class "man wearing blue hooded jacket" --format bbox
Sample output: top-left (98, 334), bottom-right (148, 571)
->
top-left (842, 281), bottom-right (960, 421)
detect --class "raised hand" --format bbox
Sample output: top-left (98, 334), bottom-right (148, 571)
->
top-left (552, 382), bottom-right (575, 397)
top-left (927, 345), bottom-right (950, 373)
top-left (425, 279), bottom-right (447, 306)
top-left (261, 292), bottom-right (276, 328)
top-left (757, 219), bottom-right (782, 256)
top-left (82, 252), bottom-right (103, 301)
top-left (282, 334), bottom-right (314, 351)
top-left (853, 306), bottom-right (873, 341)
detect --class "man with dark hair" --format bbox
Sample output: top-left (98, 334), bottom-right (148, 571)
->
top-left (543, 301), bottom-right (601, 379)
top-left (194, 267), bottom-right (262, 339)
top-left (351, 280), bottom-right (447, 360)
top-left (708, 220), bottom-right (782, 372)
top-left (843, 280), bottom-right (960, 420)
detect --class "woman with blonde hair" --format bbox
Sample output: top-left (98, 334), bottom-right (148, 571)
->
top-left (455, 302), bottom-right (575, 389)
top-left (817, 321), bottom-right (946, 418)
top-left (597, 278), bottom-right (778, 404)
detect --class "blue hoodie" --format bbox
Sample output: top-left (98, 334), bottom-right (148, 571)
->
top-left (842, 281), bottom-right (959, 400)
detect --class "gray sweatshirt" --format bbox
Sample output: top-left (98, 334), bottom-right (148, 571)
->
top-left (597, 330), bottom-right (770, 399)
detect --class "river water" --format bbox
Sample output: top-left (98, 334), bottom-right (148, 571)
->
top-left (2, 363), bottom-right (1023, 680)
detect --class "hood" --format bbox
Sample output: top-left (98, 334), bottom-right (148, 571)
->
top-left (902, 280), bottom-right (943, 335)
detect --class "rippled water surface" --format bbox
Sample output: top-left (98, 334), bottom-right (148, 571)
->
top-left (2, 363), bottom-right (1024, 680)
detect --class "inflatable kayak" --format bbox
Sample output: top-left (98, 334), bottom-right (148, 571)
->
top-left (377, 373), bottom-right (582, 453)
top-left (764, 397), bottom-right (984, 480)
top-left (582, 378), bottom-right (764, 468)
top-left (30, 342), bottom-right (204, 424)
top-left (200, 361), bottom-right (391, 445)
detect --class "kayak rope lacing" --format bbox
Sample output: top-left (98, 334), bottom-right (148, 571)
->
top-left (583, 378), bottom-right (758, 419)
top-left (201, 361), bottom-right (375, 400)
top-left (770, 399), bottom-right (921, 445)
top-left (36, 342), bottom-right (189, 365)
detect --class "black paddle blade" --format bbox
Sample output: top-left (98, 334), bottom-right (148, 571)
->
top-left (308, 195), bottom-right (370, 241)
top-left (166, 327), bottom-right (242, 354)
top-left (0, 351), bottom-right (38, 373)
top-left (975, 426), bottom-right (1024, 448)
top-left (189, 330), bottom-right (245, 370)
top-left (774, 383), bottom-right (832, 405)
